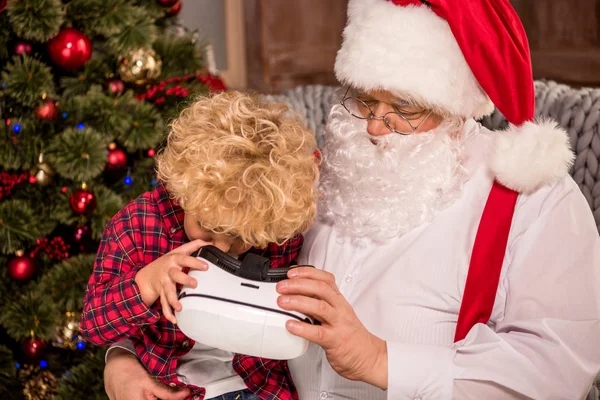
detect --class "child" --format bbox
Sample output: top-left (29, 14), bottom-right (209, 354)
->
top-left (80, 91), bottom-right (318, 400)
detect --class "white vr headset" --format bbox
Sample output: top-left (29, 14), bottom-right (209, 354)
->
top-left (176, 245), bottom-right (314, 360)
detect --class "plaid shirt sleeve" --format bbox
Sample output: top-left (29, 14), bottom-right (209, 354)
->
top-left (80, 206), bottom-right (160, 346)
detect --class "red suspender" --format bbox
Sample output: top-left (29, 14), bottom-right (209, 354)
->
top-left (454, 181), bottom-right (519, 342)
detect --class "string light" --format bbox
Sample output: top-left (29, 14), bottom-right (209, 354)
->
top-left (124, 176), bottom-right (132, 185)
top-left (76, 341), bottom-right (85, 350)
top-left (147, 148), bottom-right (156, 157)
top-left (150, 178), bottom-right (156, 185)
top-left (77, 123), bottom-right (85, 130)
top-left (13, 124), bottom-right (21, 133)
top-left (39, 360), bottom-right (48, 368)
top-left (15, 363), bottom-right (21, 369)
top-left (62, 112), bottom-right (68, 119)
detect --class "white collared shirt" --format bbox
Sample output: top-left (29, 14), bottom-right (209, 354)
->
top-left (289, 121), bottom-right (600, 399)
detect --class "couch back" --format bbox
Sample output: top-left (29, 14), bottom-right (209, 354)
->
top-left (264, 81), bottom-right (600, 233)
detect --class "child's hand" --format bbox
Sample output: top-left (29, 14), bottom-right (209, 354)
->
top-left (135, 239), bottom-right (210, 324)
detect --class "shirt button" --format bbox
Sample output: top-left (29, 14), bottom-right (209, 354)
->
top-left (344, 275), bottom-right (353, 283)
top-left (192, 396), bottom-right (200, 400)
top-left (181, 340), bottom-right (190, 348)
top-left (319, 391), bottom-right (329, 399)
top-left (170, 227), bottom-right (177, 234)
top-left (169, 382), bottom-right (177, 388)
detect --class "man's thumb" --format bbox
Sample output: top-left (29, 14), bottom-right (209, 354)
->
top-left (149, 380), bottom-right (190, 400)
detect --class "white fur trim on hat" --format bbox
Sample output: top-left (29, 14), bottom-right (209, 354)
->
top-left (491, 120), bottom-right (575, 194)
top-left (334, 0), bottom-right (495, 119)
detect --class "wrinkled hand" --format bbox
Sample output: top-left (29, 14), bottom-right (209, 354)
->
top-left (276, 267), bottom-right (388, 389)
top-left (135, 239), bottom-right (210, 324)
top-left (104, 348), bottom-right (190, 400)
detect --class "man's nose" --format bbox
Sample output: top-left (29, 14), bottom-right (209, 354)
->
top-left (367, 103), bottom-right (392, 136)
top-left (367, 118), bottom-right (390, 136)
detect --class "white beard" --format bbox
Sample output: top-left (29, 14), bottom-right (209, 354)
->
top-left (318, 104), bottom-right (469, 244)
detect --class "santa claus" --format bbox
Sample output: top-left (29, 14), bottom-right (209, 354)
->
top-left (276, 0), bottom-right (600, 399)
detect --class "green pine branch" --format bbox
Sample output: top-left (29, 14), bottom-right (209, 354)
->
top-left (89, 185), bottom-right (125, 241)
top-left (0, 291), bottom-right (59, 340)
top-left (0, 345), bottom-right (21, 400)
top-left (60, 55), bottom-right (115, 98)
top-left (2, 55), bottom-right (56, 108)
top-left (46, 127), bottom-right (108, 182)
top-left (105, 7), bottom-right (157, 54)
top-left (60, 85), bottom-right (130, 140)
top-left (0, 199), bottom-right (56, 254)
top-left (0, 14), bottom-right (10, 60)
top-left (67, 0), bottom-right (138, 38)
top-left (7, 0), bottom-right (64, 42)
top-left (55, 347), bottom-right (108, 400)
top-left (118, 97), bottom-right (165, 150)
top-left (35, 254), bottom-right (95, 312)
top-left (153, 33), bottom-right (207, 78)
top-left (0, 126), bottom-right (44, 170)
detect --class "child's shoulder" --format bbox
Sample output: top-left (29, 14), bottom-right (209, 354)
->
top-left (108, 184), bottom-right (178, 230)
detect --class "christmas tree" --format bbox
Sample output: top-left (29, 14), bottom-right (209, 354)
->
top-left (0, 0), bottom-right (225, 398)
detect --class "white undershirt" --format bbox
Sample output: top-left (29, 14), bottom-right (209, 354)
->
top-left (176, 342), bottom-right (246, 399)
top-left (107, 341), bottom-right (246, 399)
top-left (290, 122), bottom-right (600, 399)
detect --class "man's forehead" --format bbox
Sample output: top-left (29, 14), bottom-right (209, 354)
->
top-left (352, 87), bottom-right (411, 106)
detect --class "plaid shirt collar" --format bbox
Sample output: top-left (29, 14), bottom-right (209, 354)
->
top-left (153, 183), bottom-right (185, 238)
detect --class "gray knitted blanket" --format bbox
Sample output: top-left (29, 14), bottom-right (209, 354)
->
top-left (264, 81), bottom-right (600, 233)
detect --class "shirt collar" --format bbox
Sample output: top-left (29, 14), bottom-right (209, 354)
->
top-left (152, 183), bottom-right (185, 238)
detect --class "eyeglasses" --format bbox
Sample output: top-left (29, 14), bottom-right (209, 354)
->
top-left (341, 87), bottom-right (433, 135)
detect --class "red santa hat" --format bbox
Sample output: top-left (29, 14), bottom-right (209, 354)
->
top-left (334, 0), bottom-right (574, 193)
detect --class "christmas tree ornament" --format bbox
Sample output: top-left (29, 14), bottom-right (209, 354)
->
top-left (29, 154), bottom-right (55, 186)
top-left (52, 312), bottom-right (82, 350)
top-left (22, 366), bottom-right (57, 400)
top-left (0, 0), bottom-right (6, 13)
top-left (106, 78), bottom-right (125, 96)
top-left (14, 42), bottom-right (33, 56)
top-left (157, 0), bottom-right (178, 7)
top-left (47, 28), bottom-right (92, 70)
top-left (69, 185), bottom-right (97, 215)
top-left (168, 1), bottom-right (182, 16)
top-left (21, 338), bottom-right (46, 360)
top-left (35, 100), bottom-right (59, 120)
top-left (8, 251), bottom-right (36, 281)
top-left (106, 143), bottom-right (127, 170)
top-left (117, 48), bottom-right (162, 85)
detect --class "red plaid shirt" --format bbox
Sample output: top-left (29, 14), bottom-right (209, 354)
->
top-left (81, 184), bottom-right (300, 400)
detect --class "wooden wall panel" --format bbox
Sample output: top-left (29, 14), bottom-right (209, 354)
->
top-left (244, 0), bottom-right (347, 93)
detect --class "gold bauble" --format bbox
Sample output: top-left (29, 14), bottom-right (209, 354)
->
top-left (29, 154), bottom-right (55, 186)
top-left (117, 48), bottom-right (162, 85)
top-left (22, 367), bottom-right (57, 400)
top-left (52, 311), bottom-right (82, 350)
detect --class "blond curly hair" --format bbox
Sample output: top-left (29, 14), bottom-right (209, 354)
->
top-left (156, 91), bottom-right (319, 248)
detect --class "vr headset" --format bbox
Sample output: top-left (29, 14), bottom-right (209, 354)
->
top-left (176, 245), bottom-right (314, 360)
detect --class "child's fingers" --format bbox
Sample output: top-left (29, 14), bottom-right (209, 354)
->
top-left (170, 239), bottom-right (212, 255)
top-left (164, 282), bottom-right (182, 313)
top-left (168, 267), bottom-right (197, 288)
top-left (160, 289), bottom-right (177, 324)
top-left (174, 255), bottom-right (208, 271)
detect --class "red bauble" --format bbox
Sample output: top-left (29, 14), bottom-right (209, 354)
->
top-left (14, 42), bottom-right (32, 56)
top-left (8, 255), bottom-right (36, 281)
top-left (106, 79), bottom-right (125, 96)
top-left (35, 100), bottom-right (59, 120)
top-left (22, 338), bottom-right (46, 360)
top-left (0, 0), bottom-right (6, 13)
top-left (106, 147), bottom-right (127, 170)
top-left (157, 0), bottom-right (178, 7)
top-left (168, 1), bottom-right (182, 16)
top-left (47, 28), bottom-right (92, 70)
top-left (69, 188), bottom-right (97, 215)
